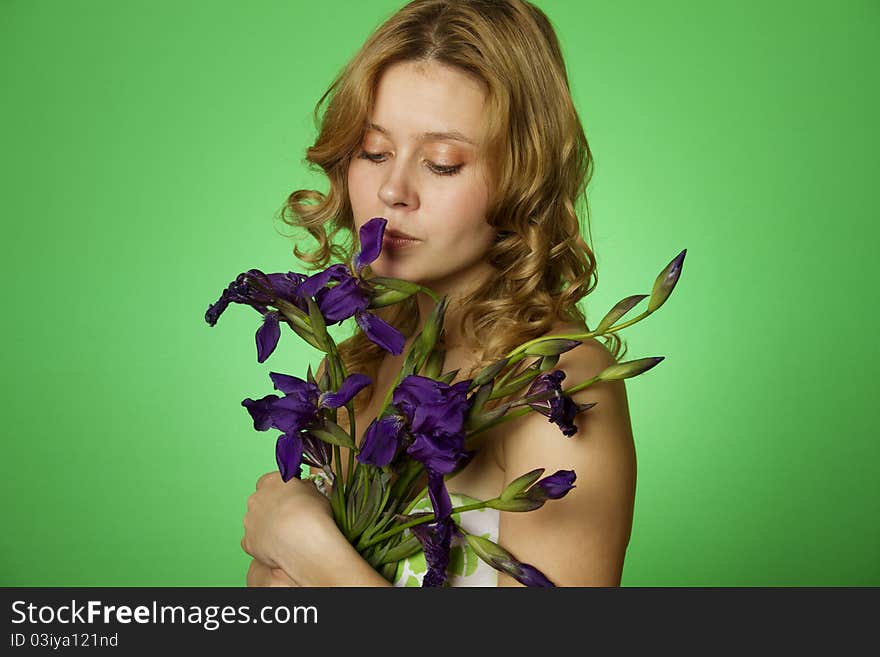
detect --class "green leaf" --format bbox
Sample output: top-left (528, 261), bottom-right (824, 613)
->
top-left (275, 298), bottom-right (311, 332)
top-left (464, 402), bottom-right (511, 432)
top-left (470, 357), bottom-right (511, 389)
top-left (288, 321), bottom-right (325, 351)
top-left (466, 381), bottom-right (494, 419)
top-left (436, 369), bottom-right (460, 384)
top-left (490, 363), bottom-right (543, 399)
top-left (499, 468), bottom-right (545, 501)
top-left (375, 535), bottom-right (423, 565)
top-left (309, 421), bottom-right (356, 449)
top-left (595, 294), bottom-right (649, 335)
top-left (423, 348), bottom-right (446, 379)
top-left (306, 296), bottom-right (330, 351)
top-left (318, 358), bottom-right (331, 392)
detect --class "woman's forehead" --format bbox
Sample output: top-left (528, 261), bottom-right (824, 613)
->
top-left (368, 61), bottom-right (487, 144)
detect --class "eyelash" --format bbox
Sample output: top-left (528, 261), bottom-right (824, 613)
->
top-left (357, 150), bottom-right (463, 176)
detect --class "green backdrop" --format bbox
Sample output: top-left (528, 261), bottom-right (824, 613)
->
top-left (1, 0), bottom-right (876, 586)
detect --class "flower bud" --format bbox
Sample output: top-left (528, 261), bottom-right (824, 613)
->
top-left (436, 368), bottom-right (460, 384)
top-left (486, 497), bottom-right (545, 512)
top-left (306, 296), bottom-right (330, 352)
top-left (471, 357), bottom-right (511, 388)
top-left (499, 468), bottom-right (545, 501)
top-left (597, 356), bottom-right (664, 381)
top-left (524, 469), bottom-right (576, 502)
top-left (595, 294), bottom-right (649, 334)
top-left (648, 249), bottom-right (686, 312)
top-left (309, 420), bottom-right (356, 449)
top-left (464, 534), bottom-right (554, 587)
top-left (423, 348), bottom-right (446, 379)
top-left (368, 276), bottom-right (423, 295)
top-left (368, 288), bottom-right (416, 308)
top-left (523, 338), bottom-right (582, 357)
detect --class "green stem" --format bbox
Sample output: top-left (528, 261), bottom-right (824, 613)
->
top-left (417, 286), bottom-right (441, 303)
top-left (402, 486), bottom-right (428, 515)
top-left (503, 309), bottom-right (652, 359)
top-left (360, 500), bottom-right (489, 550)
top-left (346, 401), bottom-right (356, 493)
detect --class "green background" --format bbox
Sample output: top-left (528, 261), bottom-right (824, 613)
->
top-left (1, 0), bottom-right (876, 586)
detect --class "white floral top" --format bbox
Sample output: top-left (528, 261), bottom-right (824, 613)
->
top-left (307, 470), bottom-right (499, 587)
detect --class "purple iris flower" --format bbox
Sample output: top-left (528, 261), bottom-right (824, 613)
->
top-left (411, 516), bottom-right (455, 587)
top-left (242, 371), bottom-right (370, 482)
top-left (357, 416), bottom-right (406, 467)
top-left (298, 218), bottom-right (405, 355)
top-left (205, 269), bottom-right (308, 363)
top-left (508, 562), bottom-right (555, 587)
top-left (357, 375), bottom-right (472, 492)
top-left (358, 374), bottom-right (472, 585)
top-left (525, 470), bottom-right (577, 503)
top-left (525, 370), bottom-right (583, 437)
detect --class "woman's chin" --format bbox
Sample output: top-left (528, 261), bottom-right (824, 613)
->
top-left (369, 260), bottom-right (419, 283)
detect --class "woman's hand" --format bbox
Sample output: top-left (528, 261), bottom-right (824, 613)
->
top-left (241, 470), bottom-right (336, 580)
top-left (246, 558), bottom-right (298, 587)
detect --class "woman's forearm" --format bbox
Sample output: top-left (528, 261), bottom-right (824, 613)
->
top-left (275, 518), bottom-right (393, 587)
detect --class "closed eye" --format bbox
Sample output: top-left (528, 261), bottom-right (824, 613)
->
top-left (356, 150), bottom-right (463, 176)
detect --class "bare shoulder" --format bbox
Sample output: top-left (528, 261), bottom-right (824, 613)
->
top-left (494, 325), bottom-right (637, 586)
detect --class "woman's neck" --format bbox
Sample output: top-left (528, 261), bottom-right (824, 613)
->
top-left (412, 260), bottom-right (495, 350)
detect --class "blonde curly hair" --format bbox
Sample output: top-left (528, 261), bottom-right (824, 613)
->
top-left (277, 0), bottom-right (626, 407)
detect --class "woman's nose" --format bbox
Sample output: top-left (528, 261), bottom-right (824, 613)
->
top-left (378, 163), bottom-right (418, 208)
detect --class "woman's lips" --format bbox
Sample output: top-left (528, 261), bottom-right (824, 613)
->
top-left (383, 231), bottom-right (421, 249)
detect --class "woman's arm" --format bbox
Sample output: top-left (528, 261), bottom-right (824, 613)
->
top-left (242, 471), bottom-right (392, 587)
top-left (495, 339), bottom-right (637, 586)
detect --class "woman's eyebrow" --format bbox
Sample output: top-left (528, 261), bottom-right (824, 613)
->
top-left (368, 122), bottom-right (476, 145)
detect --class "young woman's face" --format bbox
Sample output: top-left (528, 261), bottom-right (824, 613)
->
top-left (347, 60), bottom-right (496, 295)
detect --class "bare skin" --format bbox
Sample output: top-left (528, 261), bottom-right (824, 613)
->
top-left (242, 60), bottom-right (637, 586)
top-left (243, 316), bottom-right (637, 587)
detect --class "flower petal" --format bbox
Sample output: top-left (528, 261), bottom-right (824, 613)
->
top-left (317, 277), bottom-right (369, 323)
top-left (241, 394), bottom-right (281, 431)
top-left (527, 469), bottom-right (577, 501)
top-left (355, 311), bottom-right (405, 355)
top-left (510, 562), bottom-right (555, 587)
top-left (319, 373), bottom-right (372, 409)
top-left (204, 290), bottom-right (232, 326)
top-left (356, 416), bottom-right (405, 467)
top-left (269, 395), bottom-right (320, 433)
top-left (427, 471), bottom-right (452, 521)
top-left (353, 217), bottom-right (387, 273)
top-left (411, 517), bottom-right (454, 587)
top-left (269, 372), bottom-right (319, 400)
top-left (276, 433), bottom-right (304, 482)
top-left (298, 263), bottom-right (350, 299)
top-left (255, 311), bottom-right (281, 363)
top-left (301, 431), bottom-right (331, 469)
top-left (406, 432), bottom-right (466, 475)
top-left (267, 271), bottom-right (308, 306)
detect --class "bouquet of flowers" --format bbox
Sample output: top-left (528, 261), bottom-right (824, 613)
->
top-left (205, 217), bottom-right (685, 586)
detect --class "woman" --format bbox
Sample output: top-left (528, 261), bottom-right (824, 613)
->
top-left (242, 0), bottom-right (636, 587)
